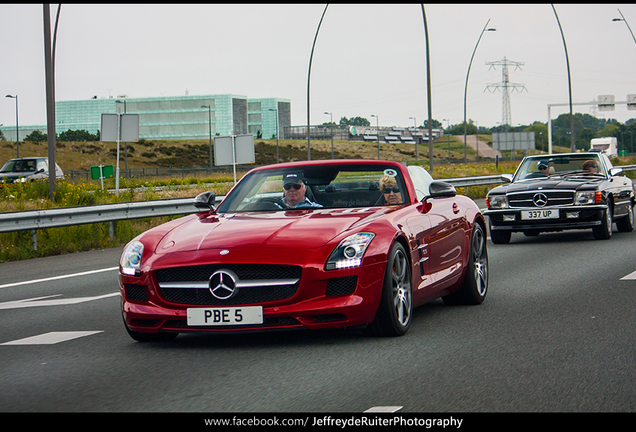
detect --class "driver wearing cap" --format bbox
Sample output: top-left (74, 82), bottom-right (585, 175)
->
top-left (537, 161), bottom-right (550, 176)
top-left (282, 173), bottom-right (322, 209)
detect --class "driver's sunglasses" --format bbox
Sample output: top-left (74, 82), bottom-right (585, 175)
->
top-left (284, 183), bottom-right (302, 191)
top-left (383, 187), bottom-right (400, 194)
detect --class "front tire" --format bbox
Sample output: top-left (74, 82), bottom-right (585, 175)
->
top-left (593, 205), bottom-right (613, 240)
top-left (616, 203), bottom-right (634, 233)
top-left (489, 225), bottom-right (511, 244)
top-left (443, 222), bottom-right (489, 306)
top-left (368, 242), bottom-right (412, 337)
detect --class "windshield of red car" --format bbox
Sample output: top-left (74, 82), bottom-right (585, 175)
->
top-left (216, 164), bottom-right (409, 212)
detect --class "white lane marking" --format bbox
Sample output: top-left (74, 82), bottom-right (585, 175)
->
top-left (0, 267), bottom-right (119, 289)
top-left (620, 270), bottom-right (636, 280)
top-left (1, 331), bottom-right (103, 345)
top-left (364, 406), bottom-right (403, 413)
top-left (0, 293), bottom-right (120, 310)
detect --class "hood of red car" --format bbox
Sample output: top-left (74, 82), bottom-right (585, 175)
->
top-left (155, 208), bottom-right (390, 253)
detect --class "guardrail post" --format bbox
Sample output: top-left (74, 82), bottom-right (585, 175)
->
top-left (109, 221), bottom-right (114, 239)
top-left (32, 229), bottom-right (37, 251)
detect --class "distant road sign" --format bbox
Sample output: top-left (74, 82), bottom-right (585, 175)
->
top-left (100, 114), bottom-right (139, 142)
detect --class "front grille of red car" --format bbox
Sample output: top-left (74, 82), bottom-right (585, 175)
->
top-left (154, 264), bottom-right (302, 306)
top-left (326, 276), bottom-right (357, 296)
top-left (123, 284), bottom-right (148, 302)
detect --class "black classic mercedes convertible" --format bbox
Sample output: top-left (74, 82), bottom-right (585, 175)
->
top-left (484, 151), bottom-right (635, 244)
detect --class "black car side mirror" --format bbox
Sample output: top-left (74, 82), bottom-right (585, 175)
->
top-left (194, 191), bottom-right (217, 211)
top-left (501, 173), bottom-right (513, 183)
top-left (425, 181), bottom-right (457, 200)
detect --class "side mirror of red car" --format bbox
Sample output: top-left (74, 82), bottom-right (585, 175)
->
top-left (426, 181), bottom-right (457, 199)
top-left (194, 191), bottom-right (217, 211)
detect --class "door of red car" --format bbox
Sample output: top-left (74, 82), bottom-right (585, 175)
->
top-left (424, 196), bottom-right (467, 290)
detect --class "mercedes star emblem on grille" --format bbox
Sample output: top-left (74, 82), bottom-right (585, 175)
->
top-left (209, 270), bottom-right (238, 300)
top-left (532, 193), bottom-right (548, 207)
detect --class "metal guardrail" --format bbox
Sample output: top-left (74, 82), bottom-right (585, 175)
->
top-left (440, 174), bottom-right (509, 188)
top-left (0, 198), bottom-right (206, 233)
top-left (2, 168), bottom-right (634, 250)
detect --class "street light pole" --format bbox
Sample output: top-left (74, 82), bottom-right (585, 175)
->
top-left (371, 114), bottom-right (380, 159)
top-left (443, 119), bottom-right (450, 162)
top-left (552, 5), bottom-right (575, 152)
top-left (464, 19), bottom-right (495, 163)
top-left (324, 111), bottom-right (333, 158)
top-left (269, 108), bottom-right (279, 163)
top-left (613, 8), bottom-right (636, 46)
top-left (307, 4), bottom-right (329, 161)
top-left (409, 116), bottom-right (418, 161)
top-left (201, 105), bottom-right (213, 170)
top-left (116, 99), bottom-right (128, 176)
top-left (421, 5), bottom-right (434, 171)
top-left (5, 94), bottom-right (19, 158)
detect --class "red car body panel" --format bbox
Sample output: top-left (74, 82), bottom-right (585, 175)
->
top-left (119, 159), bottom-right (485, 337)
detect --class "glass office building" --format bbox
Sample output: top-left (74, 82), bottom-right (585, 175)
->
top-left (3, 94), bottom-right (290, 141)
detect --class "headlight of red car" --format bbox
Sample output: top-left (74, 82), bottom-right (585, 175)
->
top-left (120, 240), bottom-right (144, 276)
top-left (325, 232), bottom-right (375, 270)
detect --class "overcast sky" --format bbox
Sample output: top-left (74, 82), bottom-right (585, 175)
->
top-left (2, 3), bottom-right (636, 132)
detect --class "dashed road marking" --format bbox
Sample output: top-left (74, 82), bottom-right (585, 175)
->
top-left (620, 270), bottom-right (636, 280)
top-left (364, 406), bottom-right (403, 413)
top-left (0, 267), bottom-right (118, 290)
top-left (0, 293), bottom-right (119, 310)
top-left (1, 331), bottom-right (103, 345)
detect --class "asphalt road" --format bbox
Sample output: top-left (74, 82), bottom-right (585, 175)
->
top-left (1, 223), bottom-right (635, 417)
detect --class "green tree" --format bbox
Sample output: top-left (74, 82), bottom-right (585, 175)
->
top-left (57, 129), bottom-right (100, 142)
top-left (524, 122), bottom-right (548, 151)
top-left (423, 119), bottom-right (443, 129)
top-left (25, 130), bottom-right (47, 142)
top-left (339, 116), bottom-right (370, 127)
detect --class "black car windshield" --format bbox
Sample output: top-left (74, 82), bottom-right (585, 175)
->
top-left (515, 155), bottom-right (606, 181)
top-left (217, 164), bottom-right (408, 213)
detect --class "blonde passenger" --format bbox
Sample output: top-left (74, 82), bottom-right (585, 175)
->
top-left (379, 175), bottom-right (403, 205)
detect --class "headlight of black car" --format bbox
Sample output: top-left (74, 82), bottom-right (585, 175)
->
top-left (487, 195), bottom-right (508, 209)
top-left (574, 191), bottom-right (601, 205)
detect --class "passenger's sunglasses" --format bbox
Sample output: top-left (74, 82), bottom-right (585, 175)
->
top-left (383, 187), bottom-right (400, 194)
top-left (284, 183), bottom-right (302, 191)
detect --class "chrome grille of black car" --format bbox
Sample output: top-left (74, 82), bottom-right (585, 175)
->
top-left (154, 264), bottom-right (302, 306)
top-left (507, 191), bottom-right (575, 208)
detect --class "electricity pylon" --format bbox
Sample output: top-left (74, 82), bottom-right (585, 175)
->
top-left (485, 56), bottom-right (527, 131)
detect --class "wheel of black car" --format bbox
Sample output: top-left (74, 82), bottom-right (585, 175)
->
top-left (489, 223), bottom-right (511, 244)
top-left (123, 316), bottom-right (178, 342)
top-left (593, 204), bottom-right (613, 240)
top-left (616, 203), bottom-right (634, 233)
top-left (368, 242), bottom-right (412, 337)
top-left (443, 222), bottom-right (488, 306)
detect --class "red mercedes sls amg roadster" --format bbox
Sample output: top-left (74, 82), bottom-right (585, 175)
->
top-left (120, 159), bottom-right (488, 341)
